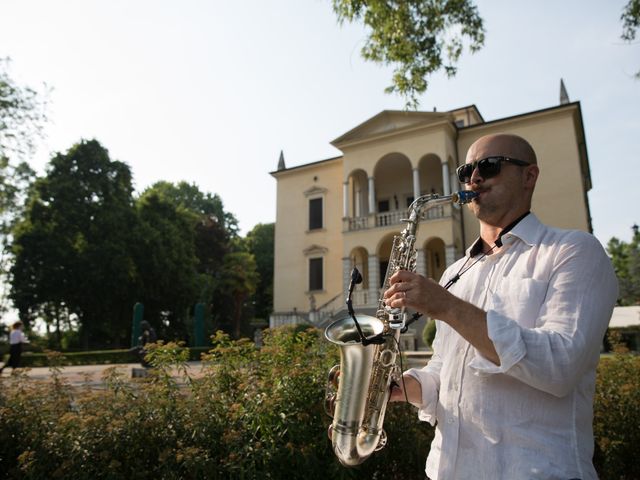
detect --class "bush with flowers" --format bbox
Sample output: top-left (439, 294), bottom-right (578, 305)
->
top-left (0, 326), bottom-right (434, 479)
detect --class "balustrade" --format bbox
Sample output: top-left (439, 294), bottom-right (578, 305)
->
top-left (346, 203), bottom-right (454, 232)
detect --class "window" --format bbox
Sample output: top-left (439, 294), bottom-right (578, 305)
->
top-left (378, 199), bottom-right (390, 213)
top-left (406, 196), bottom-right (414, 208)
top-left (309, 257), bottom-right (323, 291)
top-left (309, 197), bottom-right (323, 230)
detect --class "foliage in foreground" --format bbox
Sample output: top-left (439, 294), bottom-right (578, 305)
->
top-left (593, 336), bottom-right (640, 480)
top-left (1, 327), bottom-right (638, 479)
top-left (0, 327), bottom-right (433, 479)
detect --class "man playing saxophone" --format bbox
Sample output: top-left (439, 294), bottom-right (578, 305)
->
top-left (384, 133), bottom-right (618, 480)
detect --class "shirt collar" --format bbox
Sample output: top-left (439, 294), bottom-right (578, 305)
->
top-left (466, 212), bottom-right (542, 257)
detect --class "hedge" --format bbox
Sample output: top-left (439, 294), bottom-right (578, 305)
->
top-left (0, 327), bottom-right (433, 479)
top-left (0, 327), bottom-right (638, 479)
top-left (1, 346), bottom-right (212, 368)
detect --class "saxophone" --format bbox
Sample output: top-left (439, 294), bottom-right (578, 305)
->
top-left (324, 190), bottom-right (478, 466)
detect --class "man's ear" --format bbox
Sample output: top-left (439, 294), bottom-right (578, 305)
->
top-left (523, 164), bottom-right (539, 188)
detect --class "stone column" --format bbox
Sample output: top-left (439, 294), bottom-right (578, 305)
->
top-left (442, 162), bottom-right (451, 196)
top-left (412, 168), bottom-right (421, 200)
top-left (368, 176), bottom-right (376, 213)
top-left (342, 257), bottom-right (351, 295)
top-left (368, 254), bottom-right (380, 305)
top-left (416, 248), bottom-right (427, 277)
top-left (343, 181), bottom-right (349, 218)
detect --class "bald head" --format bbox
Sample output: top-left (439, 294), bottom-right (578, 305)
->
top-left (467, 134), bottom-right (537, 165)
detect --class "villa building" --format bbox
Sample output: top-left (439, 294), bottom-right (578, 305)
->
top-left (270, 89), bottom-right (591, 349)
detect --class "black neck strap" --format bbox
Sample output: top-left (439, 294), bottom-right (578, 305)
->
top-left (446, 211), bottom-right (530, 289)
top-left (494, 211), bottom-right (530, 248)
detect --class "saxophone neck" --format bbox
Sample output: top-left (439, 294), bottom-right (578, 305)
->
top-left (408, 190), bottom-right (478, 219)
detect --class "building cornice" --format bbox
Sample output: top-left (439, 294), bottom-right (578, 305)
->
top-left (459, 101), bottom-right (582, 132)
top-left (333, 118), bottom-right (457, 151)
top-left (269, 155), bottom-right (343, 177)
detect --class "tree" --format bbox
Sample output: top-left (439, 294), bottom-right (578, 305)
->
top-left (243, 222), bottom-right (274, 322)
top-left (132, 188), bottom-right (202, 342)
top-left (146, 180), bottom-right (239, 237)
top-left (0, 158), bottom-right (35, 313)
top-left (137, 181), bottom-right (239, 340)
top-left (10, 139), bottom-right (138, 348)
top-left (219, 251), bottom-right (259, 339)
top-left (332, 0), bottom-right (485, 108)
top-left (621, 0), bottom-right (640, 78)
top-left (0, 57), bottom-right (48, 159)
top-left (607, 224), bottom-right (640, 306)
top-left (0, 58), bottom-right (45, 315)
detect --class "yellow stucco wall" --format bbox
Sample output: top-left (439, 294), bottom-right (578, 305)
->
top-left (272, 103), bottom-right (591, 317)
top-left (272, 158), bottom-right (344, 312)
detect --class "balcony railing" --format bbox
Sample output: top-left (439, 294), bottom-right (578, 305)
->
top-left (345, 204), bottom-right (454, 232)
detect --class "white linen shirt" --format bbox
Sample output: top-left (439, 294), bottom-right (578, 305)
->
top-left (407, 213), bottom-right (618, 480)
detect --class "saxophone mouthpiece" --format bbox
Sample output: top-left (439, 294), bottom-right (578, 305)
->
top-left (453, 190), bottom-right (479, 204)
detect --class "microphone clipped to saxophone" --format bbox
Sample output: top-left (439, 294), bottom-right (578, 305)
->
top-left (324, 190), bottom-right (478, 466)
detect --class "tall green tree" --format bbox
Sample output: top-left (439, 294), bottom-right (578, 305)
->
top-left (621, 0), bottom-right (640, 78)
top-left (0, 57), bottom-right (48, 159)
top-left (137, 181), bottom-right (238, 340)
top-left (607, 225), bottom-right (640, 306)
top-left (220, 251), bottom-right (259, 339)
top-left (0, 159), bottom-right (35, 314)
top-left (10, 139), bottom-right (138, 348)
top-left (147, 180), bottom-right (239, 237)
top-left (0, 58), bottom-right (45, 316)
top-left (244, 222), bottom-right (274, 322)
top-left (332, 0), bottom-right (485, 108)
top-left (132, 188), bottom-right (202, 342)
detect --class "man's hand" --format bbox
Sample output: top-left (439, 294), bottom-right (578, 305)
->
top-left (384, 269), bottom-right (501, 366)
top-left (389, 374), bottom-right (422, 405)
top-left (383, 270), bottom-right (453, 319)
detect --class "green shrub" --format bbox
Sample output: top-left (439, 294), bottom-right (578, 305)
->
top-left (3, 328), bottom-right (639, 479)
top-left (422, 319), bottom-right (436, 348)
top-left (6, 346), bottom-right (212, 368)
top-left (593, 335), bottom-right (640, 480)
top-left (0, 327), bottom-right (434, 479)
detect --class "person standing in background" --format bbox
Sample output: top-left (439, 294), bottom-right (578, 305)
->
top-left (0, 321), bottom-right (30, 374)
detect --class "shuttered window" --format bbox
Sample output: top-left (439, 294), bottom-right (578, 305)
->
top-left (309, 257), bottom-right (323, 291)
top-left (309, 198), bottom-right (323, 230)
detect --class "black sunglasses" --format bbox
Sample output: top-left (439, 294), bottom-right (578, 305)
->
top-left (456, 156), bottom-right (530, 184)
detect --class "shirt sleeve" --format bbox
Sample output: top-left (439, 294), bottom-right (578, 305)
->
top-left (468, 233), bottom-right (618, 397)
top-left (405, 321), bottom-right (443, 425)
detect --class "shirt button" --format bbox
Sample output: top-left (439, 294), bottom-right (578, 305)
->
top-left (447, 417), bottom-right (455, 424)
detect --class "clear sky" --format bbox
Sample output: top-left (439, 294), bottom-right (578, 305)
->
top-left (1, 0), bottom-right (638, 248)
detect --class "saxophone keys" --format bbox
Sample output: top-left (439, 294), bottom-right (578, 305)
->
top-left (328, 364), bottom-right (340, 388)
top-left (374, 430), bottom-right (387, 451)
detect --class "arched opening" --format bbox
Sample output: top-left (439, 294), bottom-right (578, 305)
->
top-left (377, 233), bottom-right (400, 288)
top-left (347, 169), bottom-right (369, 217)
top-left (373, 153), bottom-right (412, 212)
top-left (418, 154), bottom-right (443, 196)
top-left (424, 237), bottom-right (446, 281)
top-left (348, 246), bottom-right (370, 290)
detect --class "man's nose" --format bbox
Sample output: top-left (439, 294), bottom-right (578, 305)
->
top-left (469, 164), bottom-right (483, 184)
